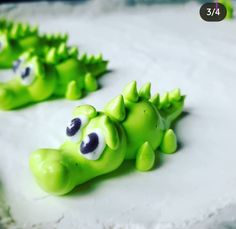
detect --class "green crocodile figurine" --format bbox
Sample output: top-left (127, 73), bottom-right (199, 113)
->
top-left (30, 81), bottom-right (185, 195)
top-left (0, 45), bottom-right (108, 110)
top-left (0, 19), bottom-right (68, 69)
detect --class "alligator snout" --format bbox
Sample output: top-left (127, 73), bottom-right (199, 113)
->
top-left (29, 149), bottom-right (72, 195)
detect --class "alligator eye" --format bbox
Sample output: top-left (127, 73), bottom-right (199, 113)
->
top-left (13, 59), bottom-right (22, 73)
top-left (20, 66), bottom-right (35, 86)
top-left (66, 115), bottom-right (88, 142)
top-left (80, 129), bottom-right (106, 160)
top-left (21, 67), bottom-right (31, 79)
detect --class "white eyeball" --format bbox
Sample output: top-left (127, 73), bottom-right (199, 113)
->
top-left (66, 115), bottom-right (88, 142)
top-left (79, 129), bottom-right (106, 160)
top-left (20, 65), bottom-right (35, 86)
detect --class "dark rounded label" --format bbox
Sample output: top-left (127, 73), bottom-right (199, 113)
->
top-left (200, 3), bottom-right (227, 22)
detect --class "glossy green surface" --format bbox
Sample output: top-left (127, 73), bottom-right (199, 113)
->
top-left (30, 81), bottom-right (185, 195)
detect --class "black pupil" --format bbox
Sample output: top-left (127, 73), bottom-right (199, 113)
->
top-left (21, 67), bottom-right (31, 79)
top-left (66, 118), bottom-right (81, 136)
top-left (80, 133), bottom-right (99, 154)
top-left (13, 59), bottom-right (21, 72)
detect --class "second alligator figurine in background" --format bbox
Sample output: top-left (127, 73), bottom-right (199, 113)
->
top-left (0, 45), bottom-right (108, 110)
top-left (0, 18), bottom-right (68, 69)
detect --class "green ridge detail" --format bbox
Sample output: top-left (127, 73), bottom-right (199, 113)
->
top-left (150, 93), bottom-right (160, 107)
top-left (123, 81), bottom-right (139, 102)
top-left (104, 95), bottom-right (126, 121)
top-left (139, 82), bottom-right (151, 99)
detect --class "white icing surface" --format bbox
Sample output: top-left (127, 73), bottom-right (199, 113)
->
top-left (0, 1), bottom-right (236, 228)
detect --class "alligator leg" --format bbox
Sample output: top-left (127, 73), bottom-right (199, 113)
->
top-left (84, 73), bottom-right (98, 92)
top-left (135, 141), bottom-right (155, 171)
top-left (160, 129), bottom-right (177, 154)
top-left (65, 80), bottom-right (82, 100)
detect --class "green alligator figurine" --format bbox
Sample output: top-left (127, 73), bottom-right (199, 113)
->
top-left (0, 45), bottom-right (108, 110)
top-left (30, 81), bottom-right (185, 195)
top-left (0, 19), bottom-right (68, 69)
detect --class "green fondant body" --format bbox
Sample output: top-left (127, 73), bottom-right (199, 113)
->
top-left (30, 81), bottom-right (185, 195)
top-left (0, 46), bottom-right (108, 110)
top-left (0, 18), bottom-right (68, 69)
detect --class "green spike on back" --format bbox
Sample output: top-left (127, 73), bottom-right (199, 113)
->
top-left (150, 93), bottom-right (160, 107)
top-left (58, 43), bottom-right (68, 57)
top-left (139, 82), bottom-right (151, 99)
top-left (159, 92), bottom-right (170, 109)
top-left (46, 47), bottom-right (58, 64)
top-left (68, 47), bottom-right (78, 57)
top-left (29, 81), bottom-right (186, 195)
top-left (169, 88), bottom-right (181, 102)
top-left (123, 81), bottom-right (139, 102)
top-left (104, 95), bottom-right (126, 121)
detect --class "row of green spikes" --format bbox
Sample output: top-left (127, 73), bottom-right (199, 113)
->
top-left (104, 81), bottom-right (183, 122)
top-left (40, 33), bottom-right (68, 42)
top-left (6, 23), bottom-right (38, 39)
top-left (45, 44), bottom-right (104, 64)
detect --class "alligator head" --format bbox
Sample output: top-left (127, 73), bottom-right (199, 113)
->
top-left (30, 104), bottom-right (127, 195)
top-left (0, 51), bottom-right (56, 110)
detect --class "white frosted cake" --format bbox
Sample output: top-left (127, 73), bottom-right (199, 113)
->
top-left (0, 1), bottom-right (236, 228)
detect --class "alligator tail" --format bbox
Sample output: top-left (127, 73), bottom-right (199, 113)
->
top-left (150, 88), bottom-right (185, 129)
top-left (79, 53), bottom-right (108, 77)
